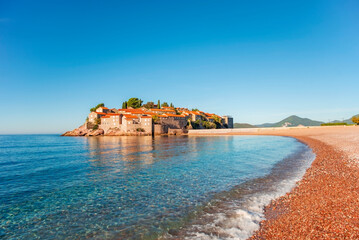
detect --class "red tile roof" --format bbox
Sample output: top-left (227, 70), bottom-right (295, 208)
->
top-left (106, 113), bottom-right (121, 116)
top-left (119, 109), bottom-right (146, 113)
top-left (124, 115), bottom-right (138, 119)
top-left (189, 111), bottom-right (200, 115)
top-left (101, 116), bottom-right (110, 118)
top-left (166, 114), bottom-right (186, 118)
top-left (95, 112), bottom-right (107, 115)
top-left (140, 116), bottom-right (152, 118)
top-left (150, 109), bottom-right (175, 112)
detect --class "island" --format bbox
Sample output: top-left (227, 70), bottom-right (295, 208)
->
top-left (62, 98), bottom-right (233, 136)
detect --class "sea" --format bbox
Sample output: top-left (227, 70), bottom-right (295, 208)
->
top-left (0, 135), bottom-right (315, 240)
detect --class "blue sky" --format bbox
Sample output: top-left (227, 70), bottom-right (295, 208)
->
top-left (1, 0), bottom-right (358, 134)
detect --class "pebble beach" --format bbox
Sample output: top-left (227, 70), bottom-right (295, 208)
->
top-left (191, 126), bottom-right (359, 239)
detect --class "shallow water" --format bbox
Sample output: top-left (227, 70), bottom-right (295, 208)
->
top-left (0, 135), bottom-right (313, 239)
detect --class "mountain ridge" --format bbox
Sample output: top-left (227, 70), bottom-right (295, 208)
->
top-left (255, 115), bottom-right (324, 128)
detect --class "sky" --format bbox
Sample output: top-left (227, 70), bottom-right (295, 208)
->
top-left (0, 0), bottom-right (358, 134)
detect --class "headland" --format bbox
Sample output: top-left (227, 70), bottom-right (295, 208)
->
top-left (62, 99), bottom-right (233, 136)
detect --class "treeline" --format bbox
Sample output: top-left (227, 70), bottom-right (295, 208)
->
top-left (121, 98), bottom-right (174, 109)
top-left (321, 122), bottom-right (348, 126)
top-left (89, 98), bottom-right (176, 112)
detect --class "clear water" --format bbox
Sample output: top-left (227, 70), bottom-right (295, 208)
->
top-left (0, 135), bottom-right (312, 239)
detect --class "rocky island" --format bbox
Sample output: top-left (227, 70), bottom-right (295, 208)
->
top-left (62, 98), bottom-right (233, 136)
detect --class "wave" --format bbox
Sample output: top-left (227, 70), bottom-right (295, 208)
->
top-left (163, 142), bottom-right (315, 240)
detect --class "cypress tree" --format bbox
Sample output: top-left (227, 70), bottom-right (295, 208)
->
top-left (157, 100), bottom-right (161, 109)
top-left (122, 101), bottom-right (127, 109)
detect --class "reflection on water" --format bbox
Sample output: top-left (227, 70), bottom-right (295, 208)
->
top-left (0, 135), bottom-right (303, 239)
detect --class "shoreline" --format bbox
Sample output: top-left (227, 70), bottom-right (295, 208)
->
top-left (190, 126), bottom-right (359, 238)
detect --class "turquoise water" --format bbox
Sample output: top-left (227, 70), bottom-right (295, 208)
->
top-left (0, 135), bottom-right (312, 239)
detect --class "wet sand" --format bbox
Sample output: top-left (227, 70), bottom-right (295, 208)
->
top-left (192, 126), bottom-right (359, 239)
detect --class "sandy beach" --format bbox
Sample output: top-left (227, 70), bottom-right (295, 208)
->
top-left (190, 126), bottom-right (359, 239)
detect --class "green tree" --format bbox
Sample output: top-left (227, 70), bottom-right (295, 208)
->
top-left (203, 121), bottom-right (216, 129)
top-left (90, 103), bottom-right (105, 112)
top-left (191, 108), bottom-right (199, 111)
top-left (95, 118), bottom-right (101, 125)
top-left (152, 115), bottom-right (159, 124)
top-left (170, 103), bottom-right (174, 108)
top-left (161, 102), bottom-right (169, 107)
top-left (143, 101), bottom-right (154, 109)
top-left (157, 100), bottom-right (161, 109)
top-left (352, 116), bottom-right (359, 125)
top-left (122, 101), bottom-right (127, 109)
top-left (127, 98), bottom-right (142, 109)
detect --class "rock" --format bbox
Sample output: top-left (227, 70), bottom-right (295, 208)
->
top-left (62, 123), bottom-right (104, 136)
top-left (89, 129), bottom-right (104, 136)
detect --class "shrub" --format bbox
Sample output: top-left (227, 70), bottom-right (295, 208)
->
top-left (90, 103), bottom-right (104, 112)
top-left (190, 121), bottom-right (200, 129)
top-left (321, 122), bottom-right (348, 126)
top-left (203, 121), bottom-right (216, 129)
top-left (152, 115), bottom-right (159, 124)
top-left (352, 116), bottom-right (359, 125)
top-left (95, 118), bottom-right (101, 125)
top-left (136, 128), bottom-right (145, 132)
top-left (93, 124), bottom-right (99, 130)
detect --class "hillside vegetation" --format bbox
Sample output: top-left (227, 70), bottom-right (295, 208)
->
top-left (234, 123), bottom-right (256, 128)
top-left (256, 115), bottom-right (324, 128)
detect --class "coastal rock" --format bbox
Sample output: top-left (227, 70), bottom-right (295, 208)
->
top-left (62, 123), bottom-right (104, 136)
top-left (105, 128), bottom-right (124, 136)
top-left (88, 129), bottom-right (104, 136)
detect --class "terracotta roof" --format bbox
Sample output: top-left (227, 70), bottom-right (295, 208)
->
top-left (158, 114), bottom-right (168, 118)
top-left (150, 109), bottom-right (175, 112)
top-left (101, 107), bottom-right (109, 109)
top-left (140, 116), bottom-right (152, 118)
top-left (106, 113), bottom-right (121, 116)
top-left (189, 111), bottom-right (200, 115)
top-left (119, 109), bottom-right (146, 113)
top-left (95, 112), bottom-right (106, 115)
top-left (124, 115), bottom-right (138, 119)
top-left (166, 114), bottom-right (186, 118)
top-left (101, 116), bottom-right (110, 118)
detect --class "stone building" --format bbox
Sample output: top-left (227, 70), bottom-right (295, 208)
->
top-left (88, 112), bottom-right (106, 123)
top-left (96, 107), bottom-right (109, 113)
top-left (222, 116), bottom-right (234, 128)
top-left (100, 113), bottom-right (122, 133)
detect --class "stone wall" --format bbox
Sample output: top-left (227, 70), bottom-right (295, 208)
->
top-left (159, 117), bottom-right (187, 129)
top-left (154, 124), bottom-right (168, 135)
top-left (168, 128), bottom-right (188, 135)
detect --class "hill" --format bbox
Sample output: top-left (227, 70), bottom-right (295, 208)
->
top-left (256, 115), bottom-right (324, 128)
top-left (234, 123), bottom-right (256, 128)
top-left (330, 114), bottom-right (359, 124)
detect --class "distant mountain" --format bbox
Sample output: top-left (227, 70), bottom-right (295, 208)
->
top-left (330, 114), bottom-right (359, 124)
top-left (234, 123), bottom-right (256, 128)
top-left (256, 115), bottom-right (324, 128)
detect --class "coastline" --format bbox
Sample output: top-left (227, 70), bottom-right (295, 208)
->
top-left (190, 126), bottom-right (359, 238)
